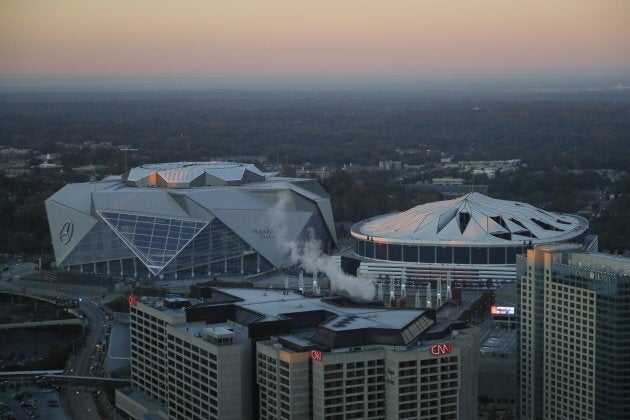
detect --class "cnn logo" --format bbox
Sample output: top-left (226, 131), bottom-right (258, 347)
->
top-left (429, 343), bottom-right (451, 356)
top-left (311, 350), bottom-right (323, 362)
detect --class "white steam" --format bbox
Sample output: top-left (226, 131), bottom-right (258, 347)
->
top-left (267, 191), bottom-right (376, 300)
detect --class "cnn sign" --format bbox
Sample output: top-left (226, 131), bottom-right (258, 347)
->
top-left (429, 343), bottom-right (451, 356)
top-left (128, 295), bottom-right (138, 307)
top-left (311, 350), bottom-right (323, 362)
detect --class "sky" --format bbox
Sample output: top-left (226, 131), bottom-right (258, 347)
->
top-left (1, 0), bottom-right (629, 90)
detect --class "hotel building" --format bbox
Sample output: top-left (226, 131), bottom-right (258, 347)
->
top-left (517, 246), bottom-right (630, 419)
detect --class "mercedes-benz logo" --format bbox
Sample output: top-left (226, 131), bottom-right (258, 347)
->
top-left (59, 221), bottom-right (74, 245)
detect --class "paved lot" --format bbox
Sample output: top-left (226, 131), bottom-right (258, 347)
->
top-left (0, 383), bottom-right (68, 420)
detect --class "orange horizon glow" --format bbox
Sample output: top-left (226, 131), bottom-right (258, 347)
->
top-left (1, 0), bottom-right (629, 84)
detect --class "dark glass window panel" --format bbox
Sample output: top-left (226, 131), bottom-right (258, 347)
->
top-left (151, 237), bottom-right (166, 248)
top-left (506, 247), bottom-right (517, 264)
top-left (135, 227), bottom-right (153, 236)
top-left (388, 244), bottom-right (402, 261)
top-left (489, 247), bottom-right (506, 264)
top-left (119, 214), bottom-right (137, 222)
top-left (471, 247), bottom-right (488, 264)
top-left (136, 220), bottom-right (153, 230)
top-left (134, 235), bottom-right (151, 247)
top-left (419, 246), bottom-right (435, 263)
top-left (152, 225), bottom-right (169, 235)
top-left (365, 242), bottom-right (374, 259)
top-left (454, 247), bottom-right (469, 264)
top-left (181, 227), bottom-right (195, 235)
top-left (375, 243), bottom-right (387, 260)
top-left (403, 245), bottom-right (418, 263)
top-left (166, 238), bottom-right (179, 248)
top-left (436, 247), bottom-right (452, 263)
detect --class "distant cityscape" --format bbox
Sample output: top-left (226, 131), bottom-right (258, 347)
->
top-left (1, 92), bottom-right (629, 420)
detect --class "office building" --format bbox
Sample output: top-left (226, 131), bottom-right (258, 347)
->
top-left (116, 287), bottom-right (479, 419)
top-left (517, 246), bottom-right (630, 419)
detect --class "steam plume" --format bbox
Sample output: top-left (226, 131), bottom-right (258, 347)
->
top-left (267, 191), bottom-right (375, 300)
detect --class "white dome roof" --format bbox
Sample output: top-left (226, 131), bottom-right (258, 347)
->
top-left (351, 192), bottom-right (588, 246)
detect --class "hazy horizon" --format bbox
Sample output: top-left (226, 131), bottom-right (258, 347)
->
top-left (1, 71), bottom-right (629, 94)
top-left (1, 1), bottom-right (629, 93)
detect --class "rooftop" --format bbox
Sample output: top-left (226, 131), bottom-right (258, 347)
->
top-left (124, 161), bottom-right (268, 188)
top-left (352, 192), bottom-right (588, 246)
top-left (214, 287), bottom-right (428, 330)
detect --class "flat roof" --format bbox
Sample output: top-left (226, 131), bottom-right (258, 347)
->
top-left (215, 287), bottom-right (427, 330)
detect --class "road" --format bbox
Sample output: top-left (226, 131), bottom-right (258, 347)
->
top-left (66, 300), bottom-right (107, 419)
top-left (0, 281), bottom-right (121, 420)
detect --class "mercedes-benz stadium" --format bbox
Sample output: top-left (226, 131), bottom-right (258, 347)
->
top-left (45, 162), bottom-right (337, 280)
top-left (348, 192), bottom-right (588, 285)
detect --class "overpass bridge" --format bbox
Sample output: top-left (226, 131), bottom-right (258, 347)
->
top-left (0, 370), bottom-right (130, 386)
top-left (0, 318), bottom-right (87, 330)
top-left (0, 289), bottom-right (79, 308)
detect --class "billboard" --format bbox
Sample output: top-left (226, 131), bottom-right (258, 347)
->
top-left (491, 306), bottom-right (515, 315)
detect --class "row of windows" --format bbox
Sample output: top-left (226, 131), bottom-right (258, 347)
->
top-left (356, 240), bottom-right (529, 264)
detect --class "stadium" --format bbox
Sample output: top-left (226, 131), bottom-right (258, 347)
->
top-left (45, 162), bottom-right (337, 280)
top-left (347, 192), bottom-right (588, 286)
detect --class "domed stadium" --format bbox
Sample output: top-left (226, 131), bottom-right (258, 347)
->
top-left (348, 192), bottom-right (588, 285)
top-left (46, 162), bottom-right (337, 280)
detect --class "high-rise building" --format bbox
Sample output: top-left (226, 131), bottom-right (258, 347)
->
top-left (517, 246), bottom-right (630, 419)
top-left (116, 287), bottom-right (479, 420)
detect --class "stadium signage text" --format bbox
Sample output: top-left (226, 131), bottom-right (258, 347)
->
top-left (252, 226), bottom-right (278, 240)
top-left (429, 343), bottom-right (451, 356)
top-left (311, 350), bottom-right (323, 362)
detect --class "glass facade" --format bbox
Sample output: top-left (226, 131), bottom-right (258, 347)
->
top-left (355, 239), bottom-right (527, 265)
top-left (100, 211), bottom-right (208, 274)
top-left (550, 264), bottom-right (630, 419)
top-left (62, 220), bottom-right (136, 266)
top-left (62, 212), bottom-right (273, 279)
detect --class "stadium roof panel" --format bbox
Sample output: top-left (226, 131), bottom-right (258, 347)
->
top-left (125, 162), bottom-right (266, 188)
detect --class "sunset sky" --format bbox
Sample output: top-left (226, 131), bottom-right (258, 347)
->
top-left (1, 0), bottom-right (629, 89)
